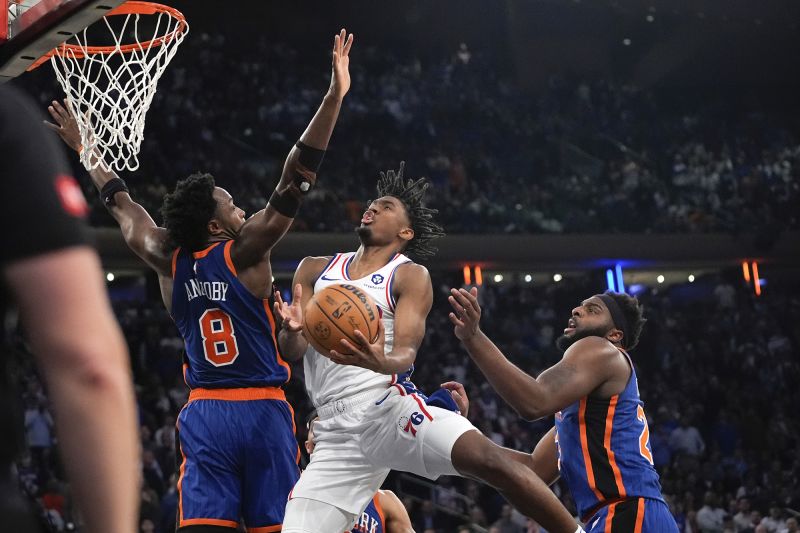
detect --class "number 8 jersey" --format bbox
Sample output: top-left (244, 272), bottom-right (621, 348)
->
top-left (553, 349), bottom-right (665, 523)
top-left (171, 241), bottom-right (290, 389)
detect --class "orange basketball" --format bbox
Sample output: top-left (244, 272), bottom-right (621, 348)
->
top-left (303, 283), bottom-right (381, 357)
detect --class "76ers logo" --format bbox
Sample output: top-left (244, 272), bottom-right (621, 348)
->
top-left (398, 412), bottom-right (425, 436)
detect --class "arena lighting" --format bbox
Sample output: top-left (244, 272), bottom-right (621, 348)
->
top-left (606, 269), bottom-right (616, 292)
top-left (553, 273), bottom-right (563, 282)
top-left (462, 265), bottom-right (471, 286)
top-left (493, 274), bottom-right (503, 283)
top-left (742, 261), bottom-right (751, 283)
top-left (657, 275), bottom-right (665, 284)
top-left (615, 264), bottom-right (626, 293)
top-left (646, 14), bottom-right (655, 22)
top-left (623, 38), bottom-right (632, 46)
top-left (474, 266), bottom-right (483, 286)
top-left (106, 272), bottom-right (115, 282)
top-left (688, 274), bottom-right (695, 282)
top-left (752, 262), bottom-right (762, 296)
top-left (524, 274), bottom-right (533, 283)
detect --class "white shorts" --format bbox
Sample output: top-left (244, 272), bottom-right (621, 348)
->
top-left (290, 386), bottom-right (477, 515)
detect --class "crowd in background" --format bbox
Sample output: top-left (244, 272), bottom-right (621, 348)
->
top-left (19, 35), bottom-right (800, 237)
top-left (9, 272), bottom-right (800, 532)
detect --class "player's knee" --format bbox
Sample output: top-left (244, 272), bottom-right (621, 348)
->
top-left (453, 435), bottom-right (512, 486)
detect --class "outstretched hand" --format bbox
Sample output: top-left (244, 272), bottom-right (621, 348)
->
top-left (440, 381), bottom-right (469, 417)
top-left (274, 284), bottom-right (304, 333)
top-left (44, 99), bottom-right (82, 153)
top-left (329, 319), bottom-right (387, 372)
top-left (448, 287), bottom-right (482, 342)
top-left (329, 28), bottom-right (354, 100)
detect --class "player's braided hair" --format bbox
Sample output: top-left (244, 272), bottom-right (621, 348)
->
top-left (607, 292), bottom-right (647, 350)
top-left (160, 172), bottom-right (218, 252)
top-left (375, 162), bottom-right (445, 261)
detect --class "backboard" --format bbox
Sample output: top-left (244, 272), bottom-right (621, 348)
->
top-left (0, 0), bottom-right (124, 82)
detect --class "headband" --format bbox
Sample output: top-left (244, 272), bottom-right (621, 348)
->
top-left (597, 293), bottom-right (630, 349)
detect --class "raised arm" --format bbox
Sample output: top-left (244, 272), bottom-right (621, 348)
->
top-left (378, 490), bottom-right (415, 533)
top-left (330, 263), bottom-right (432, 374)
top-left (449, 287), bottom-right (619, 420)
top-left (274, 256), bottom-right (330, 361)
top-left (45, 101), bottom-right (172, 276)
top-left (230, 30), bottom-right (354, 270)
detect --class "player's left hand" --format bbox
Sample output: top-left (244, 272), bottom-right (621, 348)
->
top-left (329, 319), bottom-right (387, 372)
top-left (44, 99), bottom-right (82, 153)
top-left (329, 28), bottom-right (353, 100)
top-left (440, 381), bottom-right (469, 417)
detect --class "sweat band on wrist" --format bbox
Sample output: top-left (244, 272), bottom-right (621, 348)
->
top-left (100, 177), bottom-right (129, 207)
top-left (269, 190), bottom-right (301, 218)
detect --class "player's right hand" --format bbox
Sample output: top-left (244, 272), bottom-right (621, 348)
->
top-left (448, 287), bottom-right (482, 341)
top-left (329, 28), bottom-right (354, 100)
top-left (44, 99), bottom-right (82, 153)
top-left (274, 283), bottom-right (304, 333)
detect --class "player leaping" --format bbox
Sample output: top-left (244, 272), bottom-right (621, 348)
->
top-left (274, 165), bottom-right (583, 533)
top-left (46, 29), bottom-right (354, 533)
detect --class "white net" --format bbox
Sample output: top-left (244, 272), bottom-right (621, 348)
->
top-left (49, 2), bottom-right (188, 172)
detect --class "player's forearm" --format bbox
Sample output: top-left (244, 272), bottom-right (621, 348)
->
top-left (461, 331), bottom-right (550, 420)
top-left (299, 92), bottom-right (343, 150)
top-left (382, 347), bottom-right (417, 375)
top-left (278, 329), bottom-right (308, 361)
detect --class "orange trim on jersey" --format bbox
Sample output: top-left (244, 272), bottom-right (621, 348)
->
top-left (188, 387), bottom-right (286, 402)
top-left (247, 526), bottom-right (282, 533)
top-left (192, 242), bottom-right (222, 259)
top-left (634, 498), bottom-right (645, 533)
top-left (604, 395), bottom-right (627, 498)
top-left (579, 397), bottom-right (605, 501)
top-left (263, 300), bottom-right (292, 382)
top-left (180, 518), bottom-right (238, 529)
top-left (604, 501), bottom-right (619, 533)
top-left (172, 247), bottom-right (181, 278)
top-left (373, 494), bottom-right (386, 529)
top-left (223, 240), bottom-right (237, 276)
top-left (284, 398), bottom-right (302, 464)
top-left (176, 427), bottom-right (187, 523)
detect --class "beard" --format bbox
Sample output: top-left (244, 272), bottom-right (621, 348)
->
top-left (555, 324), bottom-right (611, 352)
top-left (356, 225), bottom-right (373, 243)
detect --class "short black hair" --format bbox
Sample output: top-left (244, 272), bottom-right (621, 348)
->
top-left (606, 292), bottom-right (647, 350)
top-left (375, 162), bottom-right (445, 261)
top-left (160, 173), bottom-right (218, 252)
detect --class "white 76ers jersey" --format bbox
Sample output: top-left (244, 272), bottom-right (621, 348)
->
top-left (304, 252), bottom-right (413, 407)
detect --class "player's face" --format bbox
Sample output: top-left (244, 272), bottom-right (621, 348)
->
top-left (356, 196), bottom-right (413, 246)
top-left (212, 187), bottom-right (246, 233)
top-left (555, 295), bottom-right (615, 352)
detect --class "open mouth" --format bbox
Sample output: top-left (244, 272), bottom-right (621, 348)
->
top-left (564, 318), bottom-right (577, 334)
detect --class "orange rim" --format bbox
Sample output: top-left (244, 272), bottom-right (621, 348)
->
top-left (48, 1), bottom-right (186, 59)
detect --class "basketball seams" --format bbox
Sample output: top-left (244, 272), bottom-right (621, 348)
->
top-left (311, 300), bottom-right (362, 352)
top-left (327, 285), bottom-right (379, 341)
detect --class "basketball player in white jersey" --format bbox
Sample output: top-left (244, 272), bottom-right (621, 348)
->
top-left (275, 164), bottom-right (582, 533)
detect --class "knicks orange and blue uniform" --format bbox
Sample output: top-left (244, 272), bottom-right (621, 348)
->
top-left (171, 241), bottom-right (299, 531)
top-left (554, 350), bottom-right (678, 532)
top-left (350, 495), bottom-right (385, 533)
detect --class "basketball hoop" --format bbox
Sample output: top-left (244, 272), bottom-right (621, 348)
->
top-left (31, 1), bottom-right (188, 172)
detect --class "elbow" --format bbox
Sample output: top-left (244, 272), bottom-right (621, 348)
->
top-left (515, 405), bottom-right (548, 422)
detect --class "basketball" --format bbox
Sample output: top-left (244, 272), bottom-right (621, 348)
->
top-left (303, 283), bottom-right (381, 357)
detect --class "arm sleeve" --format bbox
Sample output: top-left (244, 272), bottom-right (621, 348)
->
top-left (0, 85), bottom-right (90, 265)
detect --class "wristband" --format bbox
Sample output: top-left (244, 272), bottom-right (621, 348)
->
top-left (269, 190), bottom-right (301, 218)
top-left (100, 177), bottom-right (129, 207)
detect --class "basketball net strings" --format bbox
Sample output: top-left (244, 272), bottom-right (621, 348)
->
top-left (51, 9), bottom-right (187, 172)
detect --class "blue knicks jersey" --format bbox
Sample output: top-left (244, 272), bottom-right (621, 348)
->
top-left (350, 495), bottom-right (385, 533)
top-left (554, 349), bottom-right (664, 521)
top-left (171, 241), bottom-right (290, 389)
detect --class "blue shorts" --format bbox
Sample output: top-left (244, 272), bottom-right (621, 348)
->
top-left (176, 392), bottom-right (300, 530)
top-left (586, 498), bottom-right (679, 532)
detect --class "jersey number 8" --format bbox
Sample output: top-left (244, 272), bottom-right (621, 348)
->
top-left (199, 309), bottom-right (240, 366)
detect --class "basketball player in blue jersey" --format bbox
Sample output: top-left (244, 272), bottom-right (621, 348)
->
top-left (45, 29), bottom-right (355, 533)
top-left (447, 288), bottom-right (680, 532)
top-left (275, 165), bottom-right (582, 533)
